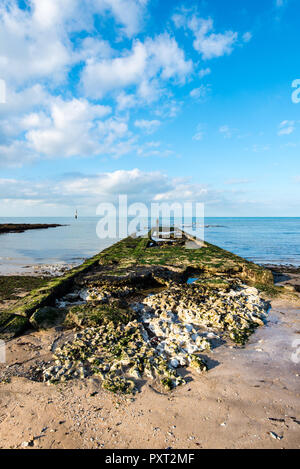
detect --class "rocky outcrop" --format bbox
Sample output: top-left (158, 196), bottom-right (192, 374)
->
top-left (1, 230), bottom-right (275, 391)
top-left (0, 223), bottom-right (64, 234)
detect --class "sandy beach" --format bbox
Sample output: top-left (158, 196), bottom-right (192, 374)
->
top-left (1, 0), bottom-right (300, 453)
top-left (0, 267), bottom-right (299, 449)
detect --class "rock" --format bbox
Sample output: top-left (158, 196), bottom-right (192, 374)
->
top-left (170, 358), bottom-right (179, 368)
top-left (0, 314), bottom-right (29, 340)
top-left (64, 304), bottom-right (135, 328)
top-left (30, 306), bottom-right (65, 330)
top-left (21, 440), bottom-right (34, 448)
top-left (269, 431), bottom-right (283, 440)
top-left (37, 257), bottom-right (269, 395)
top-left (284, 285), bottom-right (296, 292)
top-left (189, 355), bottom-right (208, 373)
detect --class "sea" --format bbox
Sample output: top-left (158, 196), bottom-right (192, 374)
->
top-left (0, 217), bottom-right (299, 274)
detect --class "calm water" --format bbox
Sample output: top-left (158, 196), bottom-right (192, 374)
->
top-left (0, 217), bottom-right (299, 273)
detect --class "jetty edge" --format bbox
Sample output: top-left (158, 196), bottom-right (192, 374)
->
top-left (0, 228), bottom-right (275, 341)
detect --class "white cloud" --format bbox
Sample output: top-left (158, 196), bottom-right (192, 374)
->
top-left (0, 84), bottom-right (51, 118)
top-left (280, 142), bottom-right (297, 148)
top-left (278, 127), bottom-right (294, 136)
top-left (0, 169), bottom-right (217, 211)
top-left (193, 132), bottom-right (204, 141)
top-left (0, 0), bottom-right (148, 88)
top-left (0, 141), bottom-right (34, 168)
top-left (136, 144), bottom-right (175, 158)
top-left (116, 92), bottom-right (138, 111)
top-left (82, 33), bottom-right (193, 99)
top-left (134, 119), bottom-right (161, 134)
top-left (145, 34), bottom-right (192, 83)
top-left (59, 169), bottom-right (168, 199)
top-left (153, 180), bottom-right (209, 202)
top-left (173, 12), bottom-right (238, 60)
top-left (154, 100), bottom-right (183, 118)
top-left (145, 141), bottom-right (161, 148)
top-left (0, 1), bottom-right (253, 173)
top-left (250, 144), bottom-right (271, 152)
top-left (278, 120), bottom-right (295, 136)
top-left (0, 2), bottom-right (195, 168)
top-left (1, 169), bottom-right (285, 216)
top-left (172, 11), bottom-right (188, 29)
top-left (0, 170), bottom-right (170, 205)
top-left (193, 124), bottom-right (205, 141)
top-left (195, 30), bottom-right (238, 60)
top-left (275, 0), bottom-right (287, 7)
top-left (219, 125), bottom-right (233, 138)
top-left (82, 41), bottom-right (147, 98)
top-left (93, 0), bottom-right (148, 37)
top-left (21, 112), bottom-right (51, 130)
top-left (26, 98), bottom-right (113, 157)
top-left (199, 67), bottom-right (211, 78)
top-left (76, 37), bottom-right (114, 62)
top-left (0, 1), bottom-right (76, 86)
top-left (190, 84), bottom-right (211, 101)
top-left (98, 116), bottom-right (129, 145)
top-left (242, 32), bottom-right (252, 43)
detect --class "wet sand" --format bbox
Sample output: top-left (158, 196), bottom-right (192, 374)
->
top-left (0, 296), bottom-right (299, 449)
top-left (0, 262), bottom-right (79, 277)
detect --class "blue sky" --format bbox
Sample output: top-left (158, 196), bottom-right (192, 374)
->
top-left (0, 0), bottom-right (299, 216)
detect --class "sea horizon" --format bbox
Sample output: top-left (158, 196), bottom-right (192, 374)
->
top-left (1, 216), bottom-right (299, 273)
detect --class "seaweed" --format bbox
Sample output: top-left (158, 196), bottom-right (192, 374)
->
top-left (64, 304), bottom-right (136, 328)
top-left (0, 276), bottom-right (49, 302)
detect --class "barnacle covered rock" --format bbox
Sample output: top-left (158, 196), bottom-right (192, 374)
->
top-left (41, 319), bottom-right (186, 393)
top-left (41, 276), bottom-right (269, 394)
top-left (139, 283), bottom-right (268, 346)
top-left (189, 355), bottom-right (208, 373)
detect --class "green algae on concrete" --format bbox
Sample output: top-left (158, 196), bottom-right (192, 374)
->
top-left (4, 250), bottom-right (110, 319)
top-left (0, 276), bottom-right (50, 339)
top-left (98, 234), bottom-right (273, 287)
top-left (0, 251), bottom-right (114, 340)
top-left (0, 311), bottom-right (16, 329)
top-left (0, 276), bottom-right (49, 302)
top-left (0, 310), bottom-right (29, 341)
top-left (0, 314), bottom-right (29, 340)
top-left (30, 306), bottom-right (66, 330)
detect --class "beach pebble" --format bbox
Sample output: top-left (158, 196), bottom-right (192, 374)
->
top-left (170, 358), bottom-right (179, 368)
top-left (21, 440), bottom-right (34, 448)
top-left (269, 432), bottom-right (283, 440)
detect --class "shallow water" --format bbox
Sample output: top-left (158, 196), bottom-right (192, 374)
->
top-left (203, 217), bottom-right (300, 266)
top-left (187, 278), bottom-right (199, 285)
top-left (0, 217), bottom-right (299, 273)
